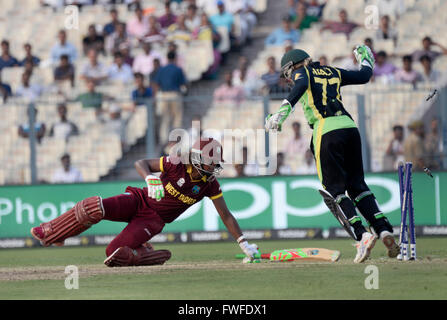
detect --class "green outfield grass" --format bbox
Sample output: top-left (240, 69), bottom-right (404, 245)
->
top-left (1, 238), bottom-right (446, 300)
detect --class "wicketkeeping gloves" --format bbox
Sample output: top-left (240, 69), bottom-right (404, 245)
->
top-left (265, 99), bottom-right (294, 132)
top-left (145, 175), bottom-right (165, 201)
top-left (354, 44), bottom-right (375, 69)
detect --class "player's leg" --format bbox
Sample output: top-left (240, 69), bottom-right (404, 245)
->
top-left (30, 192), bottom-right (139, 247)
top-left (345, 128), bottom-right (399, 257)
top-left (315, 129), bottom-right (369, 241)
top-left (31, 196), bottom-right (104, 247)
top-left (104, 211), bottom-right (171, 267)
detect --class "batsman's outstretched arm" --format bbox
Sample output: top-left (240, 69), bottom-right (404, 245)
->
top-left (212, 196), bottom-right (259, 260)
top-left (135, 158), bottom-right (162, 179)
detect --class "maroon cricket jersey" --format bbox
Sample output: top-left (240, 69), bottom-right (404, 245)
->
top-left (129, 156), bottom-right (223, 223)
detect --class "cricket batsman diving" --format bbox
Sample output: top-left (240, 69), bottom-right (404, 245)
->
top-left (265, 45), bottom-right (400, 263)
top-left (30, 138), bottom-right (260, 266)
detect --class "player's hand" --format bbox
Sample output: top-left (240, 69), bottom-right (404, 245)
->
top-left (145, 175), bottom-right (165, 202)
top-left (264, 99), bottom-right (293, 132)
top-left (354, 45), bottom-right (375, 69)
top-left (239, 241), bottom-right (260, 263)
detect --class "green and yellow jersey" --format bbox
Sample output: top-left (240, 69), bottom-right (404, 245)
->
top-left (285, 61), bottom-right (373, 180)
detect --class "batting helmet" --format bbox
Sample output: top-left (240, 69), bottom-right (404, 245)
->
top-left (190, 138), bottom-right (224, 180)
top-left (281, 49), bottom-right (310, 80)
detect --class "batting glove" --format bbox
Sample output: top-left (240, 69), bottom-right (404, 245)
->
top-left (239, 240), bottom-right (260, 263)
top-left (354, 44), bottom-right (375, 69)
top-left (265, 99), bottom-right (294, 132)
top-left (145, 175), bottom-right (165, 202)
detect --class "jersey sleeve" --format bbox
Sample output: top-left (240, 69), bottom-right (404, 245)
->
top-left (205, 179), bottom-right (223, 200)
top-left (286, 67), bottom-right (309, 106)
top-left (337, 65), bottom-right (373, 86)
top-left (160, 156), bottom-right (179, 173)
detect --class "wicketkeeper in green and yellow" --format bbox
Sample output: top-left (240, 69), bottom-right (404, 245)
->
top-left (265, 45), bottom-right (400, 263)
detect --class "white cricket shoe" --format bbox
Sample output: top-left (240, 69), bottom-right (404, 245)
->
top-left (354, 232), bottom-right (377, 263)
top-left (380, 231), bottom-right (400, 258)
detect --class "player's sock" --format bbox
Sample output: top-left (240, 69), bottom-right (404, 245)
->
top-left (354, 192), bottom-right (393, 235)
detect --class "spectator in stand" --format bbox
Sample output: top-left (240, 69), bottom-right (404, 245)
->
top-left (295, 149), bottom-right (317, 175)
top-left (373, 51), bottom-right (397, 81)
top-left (20, 43), bottom-right (40, 67)
top-left (234, 64), bottom-right (262, 96)
top-left (167, 42), bottom-right (185, 68)
top-left (317, 55), bottom-right (327, 66)
top-left (132, 41), bottom-right (163, 77)
top-left (158, 1), bottom-right (177, 29)
top-left (234, 163), bottom-right (246, 177)
top-left (103, 8), bottom-right (125, 37)
top-left (54, 54), bottom-right (75, 89)
top-left (213, 71), bottom-right (245, 106)
top-left (425, 118), bottom-right (443, 169)
top-left (153, 51), bottom-right (187, 143)
top-left (233, 56), bottom-right (257, 86)
top-left (106, 22), bottom-right (130, 55)
top-left (119, 43), bottom-right (134, 66)
top-left (265, 16), bottom-right (300, 47)
top-left (126, 0), bottom-right (142, 11)
top-left (225, 0), bottom-right (257, 44)
top-left (306, 0), bottom-right (327, 20)
top-left (412, 36), bottom-right (447, 62)
top-left (284, 121), bottom-right (307, 155)
top-left (376, 0), bottom-right (406, 21)
top-left (420, 55), bottom-right (442, 83)
top-left (0, 40), bottom-right (19, 70)
top-left (126, 5), bottom-right (149, 40)
top-left (167, 14), bottom-right (192, 42)
top-left (132, 72), bottom-right (153, 107)
top-left (376, 15), bottom-right (398, 46)
top-left (49, 103), bottom-right (79, 141)
top-left (0, 72), bottom-right (12, 103)
top-left (383, 124), bottom-right (405, 170)
top-left (185, 4), bottom-right (201, 31)
top-left (83, 24), bottom-right (105, 56)
top-left (149, 58), bottom-right (161, 88)
top-left (52, 154), bottom-right (83, 184)
top-left (144, 15), bottom-right (164, 40)
top-left (394, 55), bottom-right (423, 85)
top-left (108, 52), bottom-right (134, 85)
top-left (320, 9), bottom-right (359, 38)
top-left (404, 120), bottom-right (426, 171)
top-left (291, 1), bottom-right (319, 31)
top-left (50, 30), bottom-right (78, 65)
top-left (104, 104), bottom-right (134, 151)
top-left (76, 79), bottom-right (104, 116)
top-left (18, 106), bottom-right (46, 144)
top-left (40, 0), bottom-right (65, 11)
top-left (192, 12), bottom-right (222, 78)
top-left (80, 49), bottom-right (109, 85)
top-left (210, 1), bottom-right (235, 39)
top-left (16, 71), bottom-right (43, 101)
top-left (261, 56), bottom-right (289, 96)
top-left (274, 152), bottom-right (292, 176)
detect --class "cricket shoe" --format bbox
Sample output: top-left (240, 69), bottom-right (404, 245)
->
top-left (380, 231), bottom-right (400, 258)
top-left (30, 226), bottom-right (64, 247)
top-left (353, 232), bottom-right (377, 263)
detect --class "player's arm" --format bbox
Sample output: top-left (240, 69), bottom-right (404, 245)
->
top-left (135, 158), bottom-right (165, 201)
top-left (338, 44), bottom-right (374, 86)
top-left (212, 196), bottom-right (260, 261)
top-left (265, 67), bottom-right (308, 132)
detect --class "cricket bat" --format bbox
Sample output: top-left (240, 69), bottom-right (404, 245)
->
top-left (235, 248), bottom-right (341, 262)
